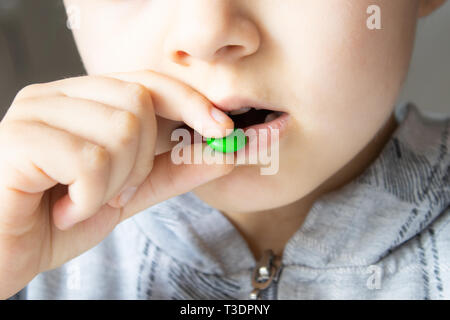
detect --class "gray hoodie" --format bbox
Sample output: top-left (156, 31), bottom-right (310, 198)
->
top-left (9, 102), bottom-right (450, 300)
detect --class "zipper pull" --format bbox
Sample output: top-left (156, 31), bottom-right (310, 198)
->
top-left (249, 249), bottom-right (282, 300)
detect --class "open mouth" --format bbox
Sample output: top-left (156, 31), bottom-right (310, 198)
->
top-left (173, 106), bottom-right (290, 153)
top-left (225, 107), bottom-right (287, 130)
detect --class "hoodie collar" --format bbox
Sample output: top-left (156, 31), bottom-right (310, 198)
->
top-left (132, 102), bottom-right (449, 274)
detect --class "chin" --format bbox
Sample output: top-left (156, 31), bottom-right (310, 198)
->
top-left (192, 164), bottom-right (299, 214)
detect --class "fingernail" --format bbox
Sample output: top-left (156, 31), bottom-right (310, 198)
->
top-left (210, 108), bottom-right (231, 125)
top-left (119, 187), bottom-right (137, 207)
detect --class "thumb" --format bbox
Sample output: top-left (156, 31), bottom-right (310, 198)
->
top-left (119, 143), bottom-right (235, 221)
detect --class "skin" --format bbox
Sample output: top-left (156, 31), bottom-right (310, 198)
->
top-left (67, 0), bottom-right (442, 259)
top-left (0, 0), bottom-right (445, 299)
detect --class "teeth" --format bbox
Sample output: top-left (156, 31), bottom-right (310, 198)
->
top-left (229, 107), bottom-right (252, 115)
top-left (264, 113), bottom-right (278, 123)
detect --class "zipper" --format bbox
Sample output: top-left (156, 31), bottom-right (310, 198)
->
top-left (249, 249), bottom-right (283, 300)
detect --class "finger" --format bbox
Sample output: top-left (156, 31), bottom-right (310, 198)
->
top-left (7, 96), bottom-right (141, 205)
top-left (119, 143), bottom-right (235, 222)
top-left (31, 143), bottom-right (234, 271)
top-left (14, 73), bottom-right (233, 138)
top-left (0, 120), bottom-right (110, 231)
top-left (104, 70), bottom-right (234, 138)
top-left (12, 76), bottom-right (157, 204)
top-left (154, 116), bottom-right (185, 155)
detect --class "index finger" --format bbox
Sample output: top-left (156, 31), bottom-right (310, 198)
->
top-left (105, 70), bottom-right (234, 138)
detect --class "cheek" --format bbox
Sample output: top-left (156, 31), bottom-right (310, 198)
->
top-left (71, 3), bottom-right (168, 75)
top-left (284, 0), bottom-right (418, 155)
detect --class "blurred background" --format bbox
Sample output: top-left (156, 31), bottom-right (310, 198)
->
top-left (0, 0), bottom-right (449, 119)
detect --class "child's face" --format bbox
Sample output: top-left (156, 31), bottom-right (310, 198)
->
top-left (66, 0), bottom-right (420, 213)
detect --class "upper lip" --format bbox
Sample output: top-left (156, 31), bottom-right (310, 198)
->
top-left (210, 96), bottom-right (287, 113)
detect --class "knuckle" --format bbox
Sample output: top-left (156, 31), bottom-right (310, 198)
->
top-left (111, 110), bottom-right (140, 147)
top-left (185, 90), bottom-right (210, 115)
top-left (124, 155), bottom-right (154, 189)
top-left (81, 143), bottom-right (110, 171)
top-left (133, 159), bottom-right (154, 181)
top-left (126, 83), bottom-right (151, 109)
top-left (0, 125), bottom-right (14, 148)
top-left (3, 98), bottom-right (35, 123)
top-left (0, 120), bottom-right (25, 141)
top-left (15, 84), bottom-right (42, 100)
top-left (187, 89), bottom-right (207, 106)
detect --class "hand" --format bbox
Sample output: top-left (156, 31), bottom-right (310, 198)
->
top-left (0, 70), bottom-right (234, 299)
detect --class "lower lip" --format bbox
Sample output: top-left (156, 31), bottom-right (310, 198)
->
top-left (236, 112), bottom-right (291, 160)
top-left (176, 112), bottom-right (291, 159)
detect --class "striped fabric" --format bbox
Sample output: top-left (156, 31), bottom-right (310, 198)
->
top-left (10, 102), bottom-right (450, 300)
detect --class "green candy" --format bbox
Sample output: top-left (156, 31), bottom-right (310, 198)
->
top-left (206, 129), bottom-right (248, 153)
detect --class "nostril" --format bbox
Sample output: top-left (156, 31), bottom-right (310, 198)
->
top-left (215, 45), bottom-right (244, 58)
top-left (172, 50), bottom-right (190, 66)
top-left (175, 50), bottom-right (189, 59)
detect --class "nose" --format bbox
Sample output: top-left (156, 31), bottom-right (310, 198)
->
top-left (164, 0), bottom-right (260, 65)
